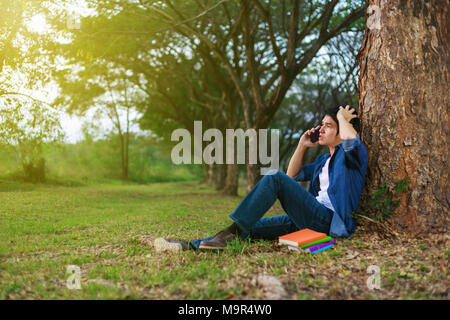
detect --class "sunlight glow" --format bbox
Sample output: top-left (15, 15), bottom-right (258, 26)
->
top-left (27, 14), bottom-right (49, 34)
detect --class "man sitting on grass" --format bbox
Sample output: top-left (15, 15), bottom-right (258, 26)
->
top-left (154, 105), bottom-right (368, 252)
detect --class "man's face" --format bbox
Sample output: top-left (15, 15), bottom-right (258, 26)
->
top-left (318, 115), bottom-right (341, 147)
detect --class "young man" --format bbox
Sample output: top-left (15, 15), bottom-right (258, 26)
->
top-left (154, 105), bottom-right (368, 252)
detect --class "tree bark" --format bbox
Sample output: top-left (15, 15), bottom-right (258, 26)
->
top-left (206, 163), bottom-right (215, 186)
top-left (357, 0), bottom-right (449, 234)
top-left (222, 163), bottom-right (240, 196)
top-left (215, 163), bottom-right (227, 191)
top-left (119, 133), bottom-right (126, 180)
top-left (245, 163), bottom-right (261, 193)
top-left (124, 131), bottom-right (129, 180)
top-left (201, 163), bottom-right (215, 186)
top-left (221, 98), bottom-right (241, 196)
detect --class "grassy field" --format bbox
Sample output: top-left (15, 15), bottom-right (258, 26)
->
top-left (0, 179), bottom-right (448, 300)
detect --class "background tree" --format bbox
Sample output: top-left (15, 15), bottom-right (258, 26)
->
top-left (136, 54), bottom-right (237, 193)
top-left (0, 0), bottom-right (55, 97)
top-left (71, 0), bottom-right (365, 193)
top-left (0, 98), bottom-right (63, 182)
top-left (54, 61), bottom-right (145, 180)
top-left (269, 15), bottom-right (363, 182)
top-left (231, 0), bottom-right (365, 190)
top-left (272, 25), bottom-right (363, 174)
top-left (0, 0), bottom-right (64, 181)
top-left (357, 0), bottom-right (449, 234)
top-left (48, 1), bottom-right (244, 193)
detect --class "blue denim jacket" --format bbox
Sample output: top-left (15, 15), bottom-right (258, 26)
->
top-left (293, 134), bottom-right (368, 238)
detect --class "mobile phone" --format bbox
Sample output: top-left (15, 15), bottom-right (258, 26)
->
top-left (310, 126), bottom-right (320, 143)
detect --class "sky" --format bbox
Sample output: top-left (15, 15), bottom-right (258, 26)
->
top-left (58, 113), bottom-right (84, 143)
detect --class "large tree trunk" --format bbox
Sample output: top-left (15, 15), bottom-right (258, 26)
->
top-left (357, 0), bottom-right (449, 234)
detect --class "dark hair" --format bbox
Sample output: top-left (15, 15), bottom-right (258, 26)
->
top-left (323, 105), bottom-right (360, 134)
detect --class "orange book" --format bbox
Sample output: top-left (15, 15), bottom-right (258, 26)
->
top-left (278, 228), bottom-right (327, 247)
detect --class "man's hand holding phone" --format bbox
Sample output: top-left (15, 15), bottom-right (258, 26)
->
top-left (299, 125), bottom-right (321, 147)
top-left (287, 125), bottom-right (320, 178)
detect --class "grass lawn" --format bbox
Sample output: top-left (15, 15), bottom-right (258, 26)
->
top-left (0, 179), bottom-right (448, 300)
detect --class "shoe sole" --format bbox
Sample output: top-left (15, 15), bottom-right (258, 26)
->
top-left (198, 244), bottom-right (225, 250)
top-left (154, 238), bottom-right (182, 252)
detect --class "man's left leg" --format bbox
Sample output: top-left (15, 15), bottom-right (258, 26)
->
top-left (189, 215), bottom-right (297, 250)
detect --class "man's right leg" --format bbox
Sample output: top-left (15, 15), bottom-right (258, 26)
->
top-left (196, 171), bottom-right (284, 250)
top-left (229, 170), bottom-right (332, 238)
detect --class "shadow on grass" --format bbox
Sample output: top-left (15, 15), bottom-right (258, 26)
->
top-left (0, 179), bottom-right (40, 192)
top-left (0, 176), bottom-right (207, 193)
top-left (0, 178), bottom-right (88, 192)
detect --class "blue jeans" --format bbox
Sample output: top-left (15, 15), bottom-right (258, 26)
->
top-left (189, 170), bottom-right (334, 249)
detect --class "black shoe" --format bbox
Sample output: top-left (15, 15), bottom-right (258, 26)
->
top-left (198, 229), bottom-right (238, 250)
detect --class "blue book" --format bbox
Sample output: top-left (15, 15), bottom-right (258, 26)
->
top-left (309, 243), bottom-right (334, 254)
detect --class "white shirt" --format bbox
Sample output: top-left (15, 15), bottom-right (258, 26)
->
top-left (315, 156), bottom-right (336, 212)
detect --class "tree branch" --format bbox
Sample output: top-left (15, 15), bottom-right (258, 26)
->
top-left (261, 3), bottom-right (365, 127)
top-left (252, 0), bottom-right (284, 72)
top-left (242, 0), bottom-right (264, 126)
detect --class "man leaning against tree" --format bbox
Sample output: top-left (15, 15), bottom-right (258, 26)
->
top-left (154, 105), bottom-right (368, 252)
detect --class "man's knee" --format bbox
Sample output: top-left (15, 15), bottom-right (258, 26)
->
top-left (263, 169), bottom-right (283, 177)
top-left (260, 169), bottom-right (291, 189)
top-left (259, 169), bottom-right (282, 185)
top-left (270, 170), bottom-right (292, 182)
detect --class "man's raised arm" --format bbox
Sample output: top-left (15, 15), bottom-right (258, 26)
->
top-left (337, 105), bottom-right (357, 140)
top-left (286, 125), bottom-right (320, 178)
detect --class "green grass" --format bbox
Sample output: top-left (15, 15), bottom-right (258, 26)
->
top-left (0, 179), bottom-right (448, 300)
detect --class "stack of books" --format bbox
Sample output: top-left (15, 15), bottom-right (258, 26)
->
top-left (278, 228), bottom-right (334, 254)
